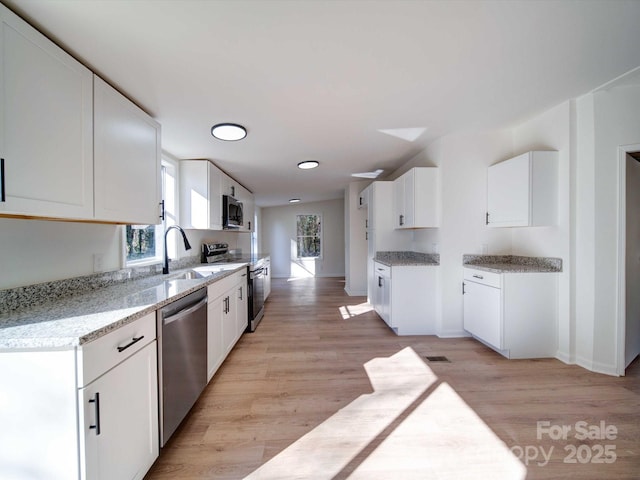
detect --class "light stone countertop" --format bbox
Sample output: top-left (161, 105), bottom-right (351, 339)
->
top-left (375, 251), bottom-right (440, 267)
top-left (0, 265), bottom-right (247, 350)
top-left (462, 254), bottom-right (562, 273)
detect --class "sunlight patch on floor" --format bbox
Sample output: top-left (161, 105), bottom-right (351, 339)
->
top-left (244, 347), bottom-right (526, 479)
top-left (339, 302), bottom-right (374, 319)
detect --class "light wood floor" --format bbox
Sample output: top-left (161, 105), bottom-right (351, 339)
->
top-left (145, 277), bottom-right (640, 479)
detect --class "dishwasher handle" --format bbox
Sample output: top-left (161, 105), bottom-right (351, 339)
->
top-left (162, 297), bottom-right (208, 326)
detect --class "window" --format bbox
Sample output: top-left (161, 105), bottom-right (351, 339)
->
top-left (296, 214), bottom-right (321, 258)
top-left (124, 159), bottom-right (177, 266)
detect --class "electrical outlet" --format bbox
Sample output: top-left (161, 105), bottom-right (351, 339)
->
top-left (432, 243), bottom-right (439, 254)
top-left (481, 244), bottom-right (488, 255)
top-left (93, 253), bottom-right (104, 272)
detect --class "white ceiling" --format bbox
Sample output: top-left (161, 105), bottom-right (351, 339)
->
top-left (6, 0), bottom-right (640, 206)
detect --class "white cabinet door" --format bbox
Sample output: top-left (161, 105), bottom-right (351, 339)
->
top-left (221, 292), bottom-right (236, 355)
top-left (180, 159), bottom-right (223, 230)
top-left (487, 151), bottom-right (557, 227)
top-left (236, 279), bottom-right (248, 337)
top-left (393, 168), bottom-right (439, 229)
top-left (264, 259), bottom-right (272, 300)
top-left (207, 295), bottom-right (225, 381)
top-left (463, 280), bottom-right (502, 349)
top-left (393, 174), bottom-right (407, 228)
top-left (79, 342), bottom-right (159, 480)
top-left (0, 5), bottom-right (94, 220)
top-left (235, 184), bottom-right (254, 231)
top-left (94, 76), bottom-right (161, 224)
top-left (487, 153), bottom-right (530, 227)
top-left (358, 185), bottom-right (370, 209)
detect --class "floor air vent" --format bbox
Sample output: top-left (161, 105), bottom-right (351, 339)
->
top-left (425, 355), bottom-right (450, 362)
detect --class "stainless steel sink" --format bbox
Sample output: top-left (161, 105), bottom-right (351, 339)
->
top-left (171, 270), bottom-right (205, 280)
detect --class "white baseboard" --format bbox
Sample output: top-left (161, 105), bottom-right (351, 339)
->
top-left (344, 287), bottom-right (366, 296)
top-left (575, 355), bottom-right (619, 377)
top-left (436, 330), bottom-right (469, 338)
top-left (555, 350), bottom-right (573, 365)
top-left (272, 273), bottom-right (345, 279)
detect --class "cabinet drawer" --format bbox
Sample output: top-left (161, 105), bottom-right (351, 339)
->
top-left (78, 312), bottom-right (156, 387)
top-left (207, 269), bottom-right (245, 301)
top-left (463, 268), bottom-right (501, 288)
top-left (374, 262), bottom-right (391, 278)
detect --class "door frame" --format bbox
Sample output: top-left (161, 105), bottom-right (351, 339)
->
top-left (616, 143), bottom-right (640, 375)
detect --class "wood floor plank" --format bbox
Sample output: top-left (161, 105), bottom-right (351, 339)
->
top-left (145, 277), bottom-right (640, 479)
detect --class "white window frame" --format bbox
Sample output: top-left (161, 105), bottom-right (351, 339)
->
top-left (296, 213), bottom-right (322, 259)
top-left (122, 157), bottom-right (179, 267)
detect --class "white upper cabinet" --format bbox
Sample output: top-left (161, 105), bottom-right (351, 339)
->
top-left (0, 4), bottom-right (94, 219)
top-left (221, 173), bottom-right (239, 198)
top-left (393, 167), bottom-right (439, 229)
top-left (235, 184), bottom-right (255, 232)
top-left (180, 159), bottom-right (223, 230)
top-left (93, 76), bottom-right (161, 224)
top-left (486, 151), bottom-right (558, 227)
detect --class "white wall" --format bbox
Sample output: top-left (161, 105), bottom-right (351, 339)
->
top-left (344, 182), bottom-right (368, 296)
top-left (512, 101), bottom-right (573, 362)
top-left (0, 218), bottom-right (122, 289)
top-left (577, 83), bottom-right (640, 374)
top-left (262, 198), bottom-right (345, 278)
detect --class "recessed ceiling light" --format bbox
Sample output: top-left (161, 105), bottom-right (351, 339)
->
top-left (297, 160), bottom-right (319, 170)
top-left (211, 123), bottom-right (247, 141)
top-left (289, 198), bottom-right (301, 203)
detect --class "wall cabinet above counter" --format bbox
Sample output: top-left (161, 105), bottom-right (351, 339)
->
top-left (486, 151), bottom-right (558, 227)
top-left (0, 4), bottom-right (161, 225)
top-left (180, 159), bottom-right (255, 232)
top-left (393, 167), bottom-right (440, 229)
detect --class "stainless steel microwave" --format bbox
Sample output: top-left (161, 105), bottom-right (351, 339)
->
top-left (222, 195), bottom-right (243, 229)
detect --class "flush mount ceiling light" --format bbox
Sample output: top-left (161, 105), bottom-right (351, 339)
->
top-left (211, 123), bottom-right (247, 141)
top-left (297, 160), bottom-right (319, 170)
top-left (289, 198), bottom-right (301, 203)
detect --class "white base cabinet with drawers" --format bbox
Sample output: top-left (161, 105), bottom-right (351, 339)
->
top-left (463, 268), bottom-right (557, 358)
top-left (207, 268), bottom-right (248, 381)
top-left (0, 312), bottom-right (158, 480)
top-left (372, 261), bottom-right (437, 335)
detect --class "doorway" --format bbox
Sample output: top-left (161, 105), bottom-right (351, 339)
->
top-left (617, 145), bottom-right (640, 375)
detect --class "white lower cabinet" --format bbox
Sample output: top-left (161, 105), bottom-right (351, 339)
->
top-left (207, 269), bottom-right (248, 381)
top-left (372, 261), bottom-right (437, 335)
top-left (0, 312), bottom-right (158, 480)
top-left (463, 268), bottom-right (557, 358)
top-left (79, 342), bottom-right (158, 480)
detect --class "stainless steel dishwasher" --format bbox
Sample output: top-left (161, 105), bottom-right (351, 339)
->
top-left (157, 287), bottom-right (207, 446)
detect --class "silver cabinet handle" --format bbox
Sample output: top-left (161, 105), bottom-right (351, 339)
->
top-left (472, 274), bottom-right (484, 279)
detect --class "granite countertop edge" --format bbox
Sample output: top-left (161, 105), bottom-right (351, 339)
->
top-left (375, 251), bottom-right (440, 267)
top-left (0, 258), bottom-right (269, 350)
top-left (462, 254), bottom-right (563, 273)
